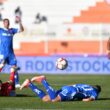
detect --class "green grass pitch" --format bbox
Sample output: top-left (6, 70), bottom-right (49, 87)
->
top-left (0, 74), bottom-right (110, 110)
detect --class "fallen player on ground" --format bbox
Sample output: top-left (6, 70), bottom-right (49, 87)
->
top-left (20, 75), bottom-right (101, 102)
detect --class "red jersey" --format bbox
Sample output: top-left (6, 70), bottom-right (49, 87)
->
top-left (0, 82), bottom-right (15, 96)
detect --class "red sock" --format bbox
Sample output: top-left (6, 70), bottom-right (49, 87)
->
top-left (10, 72), bottom-right (15, 83)
top-left (0, 68), bottom-right (2, 72)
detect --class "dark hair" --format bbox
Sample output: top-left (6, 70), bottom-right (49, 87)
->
top-left (3, 18), bottom-right (10, 24)
top-left (94, 85), bottom-right (101, 93)
top-left (3, 18), bottom-right (10, 26)
top-left (3, 18), bottom-right (9, 21)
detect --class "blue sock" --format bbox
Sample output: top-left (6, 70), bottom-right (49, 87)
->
top-left (42, 80), bottom-right (56, 100)
top-left (29, 83), bottom-right (46, 99)
top-left (14, 72), bottom-right (19, 85)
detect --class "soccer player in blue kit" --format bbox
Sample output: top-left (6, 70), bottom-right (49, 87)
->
top-left (20, 75), bottom-right (101, 102)
top-left (0, 18), bottom-right (24, 88)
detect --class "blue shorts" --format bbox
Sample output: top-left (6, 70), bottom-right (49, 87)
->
top-left (58, 86), bottom-right (77, 101)
top-left (0, 53), bottom-right (17, 66)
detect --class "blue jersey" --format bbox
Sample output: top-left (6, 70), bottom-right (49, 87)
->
top-left (0, 28), bottom-right (18, 65)
top-left (0, 28), bottom-right (18, 55)
top-left (58, 84), bottom-right (99, 101)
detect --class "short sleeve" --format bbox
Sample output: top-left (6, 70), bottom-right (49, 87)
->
top-left (90, 91), bottom-right (98, 100)
top-left (11, 28), bottom-right (19, 34)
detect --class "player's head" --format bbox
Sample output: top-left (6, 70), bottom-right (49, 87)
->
top-left (94, 85), bottom-right (101, 93)
top-left (3, 18), bottom-right (10, 29)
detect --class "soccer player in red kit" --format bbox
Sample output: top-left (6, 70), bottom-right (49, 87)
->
top-left (0, 70), bottom-right (15, 96)
top-left (0, 80), bottom-right (15, 96)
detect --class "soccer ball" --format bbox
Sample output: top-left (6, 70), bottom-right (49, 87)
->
top-left (56, 58), bottom-right (68, 70)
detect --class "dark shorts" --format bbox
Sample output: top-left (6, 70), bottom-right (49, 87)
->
top-left (58, 86), bottom-right (77, 101)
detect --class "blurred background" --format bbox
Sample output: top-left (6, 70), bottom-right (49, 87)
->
top-left (0, 0), bottom-right (110, 74)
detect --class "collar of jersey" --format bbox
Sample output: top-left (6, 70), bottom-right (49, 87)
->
top-left (3, 27), bottom-right (9, 31)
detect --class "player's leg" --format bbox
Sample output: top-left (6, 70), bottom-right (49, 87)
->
top-left (20, 79), bottom-right (50, 101)
top-left (0, 54), bottom-right (7, 72)
top-left (6, 80), bottom-right (16, 96)
top-left (0, 60), bottom-right (6, 72)
top-left (0, 63), bottom-right (4, 72)
top-left (10, 66), bottom-right (21, 88)
top-left (31, 75), bottom-right (57, 100)
top-left (10, 66), bottom-right (17, 82)
top-left (9, 54), bottom-right (20, 88)
top-left (14, 67), bottom-right (20, 88)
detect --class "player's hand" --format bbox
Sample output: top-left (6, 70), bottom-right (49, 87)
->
top-left (15, 16), bottom-right (21, 23)
top-left (82, 98), bottom-right (94, 102)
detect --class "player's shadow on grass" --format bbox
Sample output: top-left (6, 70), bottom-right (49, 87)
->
top-left (66, 98), bottom-right (110, 102)
top-left (98, 98), bottom-right (110, 101)
top-left (16, 94), bottom-right (35, 97)
top-left (0, 94), bottom-right (35, 97)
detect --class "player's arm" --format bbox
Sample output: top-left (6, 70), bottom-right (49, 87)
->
top-left (82, 97), bottom-right (95, 102)
top-left (16, 16), bottom-right (24, 32)
top-left (107, 37), bottom-right (110, 59)
top-left (19, 22), bottom-right (24, 32)
top-left (19, 21), bottom-right (24, 32)
top-left (82, 92), bottom-right (97, 102)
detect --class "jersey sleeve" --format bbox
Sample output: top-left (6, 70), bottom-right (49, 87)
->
top-left (12, 28), bottom-right (19, 34)
top-left (90, 91), bottom-right (98, 100)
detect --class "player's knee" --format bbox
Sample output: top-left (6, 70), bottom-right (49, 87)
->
top-left (0, 63), bottom-right (5, 68)
top-left (10, 66), bottom-right (20, 72)
top-left (42, 95), bottom-right (51, 102)
top-left (10, 66), bottom-right (19, 72)
top-left (10, 67), bottom-right (15, 72)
